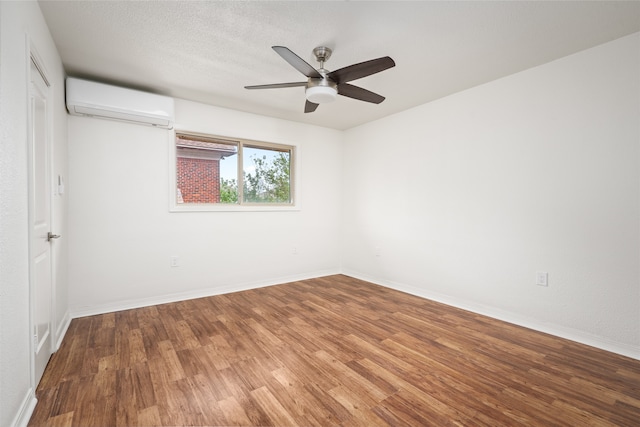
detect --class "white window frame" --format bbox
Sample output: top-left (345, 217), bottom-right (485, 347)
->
top-left (169, 130), bottom-right (298, 212)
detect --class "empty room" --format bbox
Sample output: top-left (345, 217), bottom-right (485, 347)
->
top-left (1, 1), bottom-right (639, 426)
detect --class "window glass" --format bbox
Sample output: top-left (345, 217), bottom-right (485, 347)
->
top-left (243, 146), bottom-right (291, 204)
top-left (174, 133), bottom-right (294, 207)
top-left (176, 135), bottom-right (237, 204)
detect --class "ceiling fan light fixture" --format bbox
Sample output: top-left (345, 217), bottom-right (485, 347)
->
top-left (306, 85), bottom-right (337, 104)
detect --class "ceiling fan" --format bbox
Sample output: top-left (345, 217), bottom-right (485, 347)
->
top-left (245, 46), bottom-right (395, 113)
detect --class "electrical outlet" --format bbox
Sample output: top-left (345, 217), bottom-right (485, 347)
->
top-left (170, 256), bottom-right (179, 267)
top-left (536, 271), bottom-right (548, 287)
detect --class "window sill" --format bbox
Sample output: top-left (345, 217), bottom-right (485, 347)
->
top-left (170, 203), bottom-right (300, 213)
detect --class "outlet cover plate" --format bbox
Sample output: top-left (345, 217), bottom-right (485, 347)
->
top-left (536, 271), bottom-right (548, 286)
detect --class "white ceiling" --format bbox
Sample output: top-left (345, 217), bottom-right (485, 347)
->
top-left (39, 1), bottom-right (640, 130)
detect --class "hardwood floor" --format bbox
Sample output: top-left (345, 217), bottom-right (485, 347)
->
top-left (29, 275), bottom-right (639, 426)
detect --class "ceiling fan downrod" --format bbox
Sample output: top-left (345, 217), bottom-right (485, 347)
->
top-left (312, 46), bottom-right (332, 71)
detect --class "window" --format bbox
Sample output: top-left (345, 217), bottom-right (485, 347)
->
top-left (174, 133), bottom-right (295, 210)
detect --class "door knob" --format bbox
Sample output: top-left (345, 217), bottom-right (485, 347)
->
top-left (47, 232), bottom-right (60, 242)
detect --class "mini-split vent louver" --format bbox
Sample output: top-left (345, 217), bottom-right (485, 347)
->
top-left (65, 77), bottom-right (174, 129)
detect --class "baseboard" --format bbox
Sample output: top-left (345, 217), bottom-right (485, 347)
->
top-left (54, 310), bottom-right (72, 351)
top-left (69, 269), bottom-right (341, 319)
top-left (342, 269), bottom-right (640, 361)
top-left (10, 388), bottom-right (37, 427)
top-left (65, 268), bottom-right (639, 360)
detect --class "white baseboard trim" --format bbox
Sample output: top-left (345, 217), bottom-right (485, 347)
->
top-left (65, 268), bottom-right (639, 360)
top-left (11, 388), bottom-right (37, 427)
top-left (342, 269), bottom-right (640, 361)
top-left (69, 269), bottom-right (341, 319)
top-left (54, 310), bottom-right (72, 351)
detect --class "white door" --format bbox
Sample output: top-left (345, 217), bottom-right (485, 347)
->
top-left (29, 57), bottom-right (54, 386)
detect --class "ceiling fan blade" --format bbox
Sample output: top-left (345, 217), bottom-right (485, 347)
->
top-left (273, 46), bottom-right (323, 79)
top-left (327, 56), bottom-right (395, 84)
top-left (338, 83), bottom-right (385, 104)
top-left (245, 82), bottom-right (307, 90)
top-left (304, 100), bottom-right (319, 113)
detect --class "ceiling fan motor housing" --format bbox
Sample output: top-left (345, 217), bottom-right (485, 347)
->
top-left (306, 73), bottom-right (338, 104)
top-left (306, 47), bottom-right (337, 104)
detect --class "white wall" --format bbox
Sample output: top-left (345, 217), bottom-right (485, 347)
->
top-left (67, 99), bottom-right (343, 315)
top-left (0, 2), bottom-right (68, 427)
top-left (342, 33), bottom-right (640, 358)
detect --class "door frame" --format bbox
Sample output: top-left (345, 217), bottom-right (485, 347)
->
top-left (26, 39), bottom-right (56, 391)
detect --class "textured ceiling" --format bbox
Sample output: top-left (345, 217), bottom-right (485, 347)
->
top-left (39, 1), bottom-right (640, 130)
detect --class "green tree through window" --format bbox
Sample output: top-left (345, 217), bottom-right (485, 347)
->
top-left (243, 150), bottom-right (290, 203)
top-left (220, 177), bottom-right (238, 203)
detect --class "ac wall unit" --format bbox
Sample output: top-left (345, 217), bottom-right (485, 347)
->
top-left (66, 77), bottom-right (174, 129)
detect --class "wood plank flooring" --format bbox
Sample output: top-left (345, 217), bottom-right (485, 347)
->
top-left (29, 275), bottom-right (640, 426)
